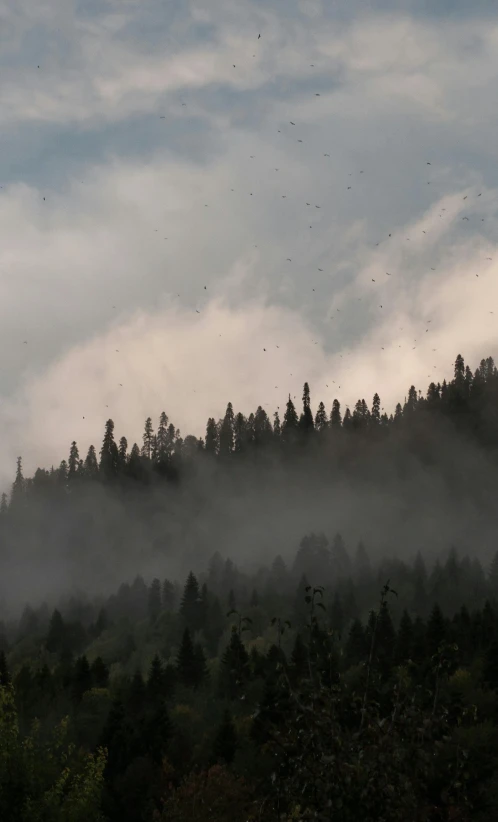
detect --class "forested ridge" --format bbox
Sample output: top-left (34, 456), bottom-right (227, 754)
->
top-left (2, 353), bottom-right (498, 820)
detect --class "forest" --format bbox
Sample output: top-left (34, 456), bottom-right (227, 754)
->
top-left (1, 352), bottom-right (498, 820)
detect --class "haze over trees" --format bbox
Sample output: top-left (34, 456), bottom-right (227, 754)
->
top-left (2, 354), bottom-right (498, 819)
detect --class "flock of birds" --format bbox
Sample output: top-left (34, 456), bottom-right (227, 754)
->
top-left (23, 29), bottom-right (497, 425)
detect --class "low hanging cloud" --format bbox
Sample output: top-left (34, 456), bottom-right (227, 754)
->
top-left (1, 1), bottom-right (498, 491)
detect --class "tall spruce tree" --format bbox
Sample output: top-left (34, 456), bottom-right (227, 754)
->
top-left (99, 419), bottom-right (119, 480)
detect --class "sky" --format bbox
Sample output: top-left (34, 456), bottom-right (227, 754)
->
top-left (1, 0), bottom-right (498, 488)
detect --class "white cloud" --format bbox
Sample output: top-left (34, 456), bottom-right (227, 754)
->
top-left (1, 1), bottom-right (498, 491)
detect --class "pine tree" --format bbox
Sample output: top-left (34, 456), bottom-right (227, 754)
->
top-left (489, 551), bottom-right (498, 598)
top-left (329, 593), bottom-right (344, 637)
top-left (219, 402), bottom-right (234, 456)
top-left (84, 445), bottom-right (99, 478)
top-left (404, 385), bottom-right (418, 415)
top-left (148, 578), bottom-right (162, 621)
top-left (394, 610), bottom-right (413, 664)
top-left (213, 709), bottom-right (237, 764)
top-left (46, 609), bottom-right (66, 653)
top-left (343, 407), bottom-right (352, 429)
top-left (345, 619), bottom-right (367, 666)
top-left (10, 457), bottom-right (25, 508)
top-left (315, 401), bottom-right (328, 432)
top-left (282, 396), bottom-right (299, 443)
top-left (176, 628), bottom-right (199, 688)
top-left (290, 632), bottom-right (308, 680)
top-left (162, 578), bottom-right (176, 611)
top-left (90, 656), bottom-right (109, 688)
top-left (0, 650), bottom-right (10, 686)
top-left (330, 532), bottom-right (351, 579)
top-left (220, 628), bottom-right (251, 699)
top-left (273, 410), bottom-right (281, 438)
top-left (142, 417), bottom-right (154, 459)
top-left (99, 419), bottom-right (119, 480)
top-left (427, 603), bottom-right (446, 656)
top-left (193, 642), bottom-right (209, 688)
top-left (483, 640), bottom-right (498, 690)
top-left (128, 443), bottom-right (141, 478)
top-left (128, 669), bottom-right (146, 717)
top-left (354, 540), bottom-right (372, 582)
top-left (117, 436), bottom-right (128, 471)
top-left (454, 353), bottom-right (465, 385)
top-left (0, 493), bottom-right (7, 516)
top-left (371, 393), bottom-right (381, 424)
top-left (147, 654), bottom-right (166, 701)
top-left (72, 655), bottom-right (92, 701)
top-left (68, 441), bottom-right (80, 481)
top-left (57, 460), bottom-right (68, 486)
top-left (299, 382), bottom-right (314, 431)
top-left (233, 412), bottom-right (246, 453)
top-left (205, 418), bottom-right (218, 455)
top-left (330, 399), bottom-right (342, 427)
top-left (156, 411), bottom-right (169, 467)
top-left (180, 571), bottom-right (203, 632)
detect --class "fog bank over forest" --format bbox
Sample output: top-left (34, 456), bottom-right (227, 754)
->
top-left (0, 352), bottom-right (496, 616)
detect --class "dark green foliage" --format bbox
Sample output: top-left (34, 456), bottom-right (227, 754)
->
top-left (179, 571), bottom-right (203, 632)
top-left (213, 709), bottom-right (237, 764)
top-left (0, 650), bottom-right (10, 686)
top-left (148, 578), bottom-right (161, 621)
top-left (219, 628), bottom-right (251, 699)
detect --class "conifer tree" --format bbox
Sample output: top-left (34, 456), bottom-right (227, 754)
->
top-left (282, 396), bottom-right (299, 442)
top-left (142, 417), bottom-right (154, 460)
top-left (180, 571), bottom-right (203, 632)
top-left (426, 603), bottom-right (446, 656)
top-left (220, 628), bottom-right (251, 699)
top-left (46, 609), bottom-right (66, 653)
top-left (345, 618), bottom-right (367, 667)
top-left (72, 655), bottom-right (92, 702)
top-left (205, 418), bottom-right (218, 455)
top-left (176, 628), bottom-right (199, 688)
top-left (330, 532), bottom-right (351, 579)
top-left (117, 436), bottom-right (128, 471)
top-left (315, 401), bottom-right (328, 431)
top-left (299, 382), bottom-right (314, 431)
top-left (290, 632), bottom-right (308, 681)
top-left (330, 399), bottom-right (342, 427)
top-left (99, 419), bottom-right (119, 480)
top-left (128, 443), bottom-right (141, 478)
top-left (147, 654), bottom-right (166, 701)
top-left (354, 540), bottom-right (372, 582)
top-left (10, 457), bottom-right (25, 508)
top-left (68, 441), bottom-right (80, 481)
top-left (84, 445), bottom-right (99, 478)
top-left (489, 551), bottom-right (498, 597)
top-left (371, 393), bottom-right (381, 424)
top-left (128, 669), bottom-right (146, 717)
top-left (233, 412), bottom-right (246, 453)
top-left (273, 410), bottom-right (281, 438)
top-left (0, 650), bottom-right (10, 686)
top-left (219, 402), bottom-right (234, 456)
top-left (148, 578), bottom-right (162, 621)
top-left (213, 709), bottom-right (237, 764)
top-left (394, 610), bottom-right (413, 665)
top-left (193, 641), bottom-right (209, 687)
top-left (156, 411), bottom-right (169, 466)
top-left (162, 578), bottom-right (176, 611)
top-left (90, 656), bottom-right (109, 688)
